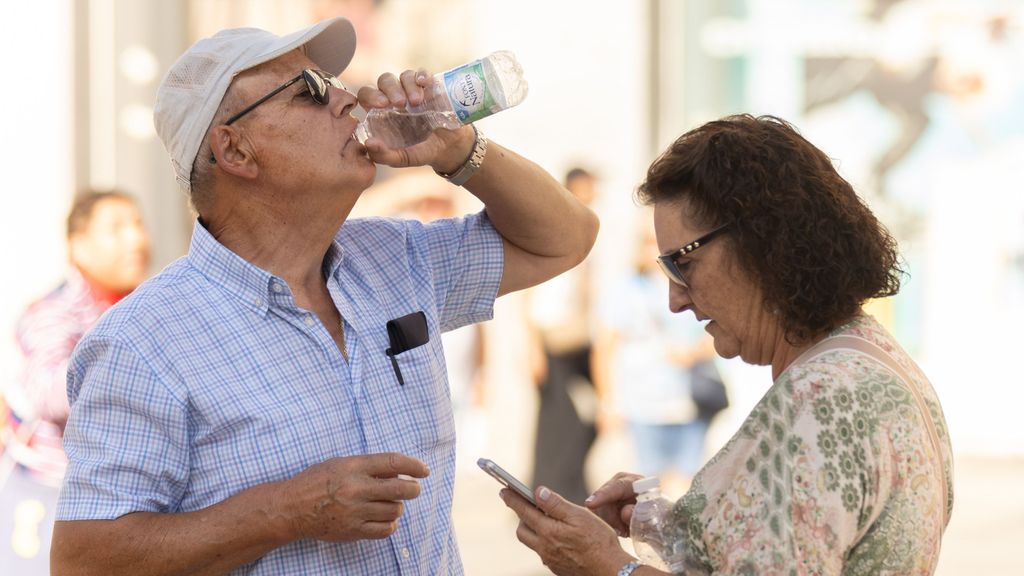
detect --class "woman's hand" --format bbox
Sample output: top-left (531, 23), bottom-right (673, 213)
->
top-left (500, 485), bottom-right (636, 576)
top-left (583, 472), bottom-right (644, 537)
top-left (355, 69), bottom-right (475, 171)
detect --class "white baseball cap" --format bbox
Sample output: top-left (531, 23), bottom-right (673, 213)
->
top-left (153, 17), bottom-right (356, 194)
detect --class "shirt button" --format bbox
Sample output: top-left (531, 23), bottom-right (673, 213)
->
top-left (272, 283), bottom-right (283, 293)
top-left (401, 547), bottom-right (410, 559)
top-left (304, 316), bottom-right (315, 327)
top-left (254, 298), bottom-right (262, 307)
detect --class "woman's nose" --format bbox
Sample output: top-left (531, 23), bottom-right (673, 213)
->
top-left (667, 281), bottom-right (691, 313)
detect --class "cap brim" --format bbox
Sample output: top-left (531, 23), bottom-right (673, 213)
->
top-left (240, 16), bottom-right (356, 77)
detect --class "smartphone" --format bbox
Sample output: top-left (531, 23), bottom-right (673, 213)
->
top-left (477, 458), bottom-right (537, 507)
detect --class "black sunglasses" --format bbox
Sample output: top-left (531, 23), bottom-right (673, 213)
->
top-left (224, 68), bottom-right (346, 126)
top-left (656, 223), bottom-right (731, 288)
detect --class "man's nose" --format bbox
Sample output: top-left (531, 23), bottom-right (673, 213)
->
top-left (330, 86), bottom-right (358, 118)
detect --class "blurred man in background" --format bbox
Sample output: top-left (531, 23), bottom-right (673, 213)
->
top-left (0, 190), bottom-right (150, 573)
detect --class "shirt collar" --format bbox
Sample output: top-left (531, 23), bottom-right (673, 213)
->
top-left (187, 220), bottom-right (276, 315)
top-left (322, 233), bottom-right (345, 280)
top-left (186, 220), bottom-right (348, 314)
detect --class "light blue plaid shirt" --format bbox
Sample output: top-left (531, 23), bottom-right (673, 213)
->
top-left (57, 212), bottom-right (503, 575)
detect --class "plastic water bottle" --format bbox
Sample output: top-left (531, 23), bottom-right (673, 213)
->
top-left (630, 477), bottom-right (687, 572)
top-left (355, 51), bottom-right (528, 148)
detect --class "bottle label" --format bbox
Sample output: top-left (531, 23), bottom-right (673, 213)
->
top-left (443, 61), bottom-right (497, 124)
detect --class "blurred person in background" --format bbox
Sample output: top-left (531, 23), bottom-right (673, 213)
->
top-left (500, 114), bottom-right (952, 576)
top-left (592, 214), bottom-right (718, 497)
top-left (526, 167), bottom-right (599, 505)
top-left (50, 16), bottom-right (597, 576)
top-left (0, 190), bottom-right (149, 573)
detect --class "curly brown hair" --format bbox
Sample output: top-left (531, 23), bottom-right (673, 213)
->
top-left (637, 114), bottom-right (903, 343)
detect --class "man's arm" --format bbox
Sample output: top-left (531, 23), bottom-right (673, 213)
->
top-left (52, 453), bottom-right (428, 575)
top-left (358, 71), bottom-right (599, 297)
top-left (461, 138), bottom-right (599, 296)
top-left (52, 481), bottom-right (287, 576)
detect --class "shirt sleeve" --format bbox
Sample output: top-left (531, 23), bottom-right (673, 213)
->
top-left (412, 211), bottom-right (504, 333)
top-left (57, 334), bottom-right (190, 521)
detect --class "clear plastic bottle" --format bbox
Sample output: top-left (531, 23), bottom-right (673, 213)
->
top-left (355, 51), bottom-right (528, 148)
top-left (630, 477), bottom-right (688, 573)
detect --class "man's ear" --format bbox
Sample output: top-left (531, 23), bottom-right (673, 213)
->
top-left (67, 233), bottom-right (89, 268)
top-left (208, 125), bottom-right (259, 181)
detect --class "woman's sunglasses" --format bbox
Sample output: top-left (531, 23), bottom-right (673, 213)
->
top-left (656, 223), bottom-right (731, 288)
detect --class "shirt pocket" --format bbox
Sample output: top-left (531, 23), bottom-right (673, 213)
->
top-left (389, 343), bottom-right (457, 451)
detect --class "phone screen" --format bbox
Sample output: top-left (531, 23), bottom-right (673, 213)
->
top-left (477, 458), bottom-right (538, 506)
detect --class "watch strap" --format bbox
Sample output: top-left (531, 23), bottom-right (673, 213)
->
top-left (435, 125), bottom-right (487, 186)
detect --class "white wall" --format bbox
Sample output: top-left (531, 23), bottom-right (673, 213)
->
top-left (0, 1), bottom-right (73, 390)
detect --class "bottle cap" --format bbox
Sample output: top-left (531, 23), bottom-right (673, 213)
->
top-left (632, 476), bottom-right (661, 494)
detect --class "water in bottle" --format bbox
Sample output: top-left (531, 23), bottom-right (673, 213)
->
top-left (630, 477), bottom-right (688, 573)
top-left (355, 51), bottom-right (528, 148)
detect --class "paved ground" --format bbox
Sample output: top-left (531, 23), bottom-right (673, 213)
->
top-left (931, 456), bottom-right (1024, 575)
top-left (452, 447), bottom-right (1024, 575)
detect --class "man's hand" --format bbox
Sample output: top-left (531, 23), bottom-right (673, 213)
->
top-left (278, 452), bottom-right (429, 541)
top-left (356, 69), bottom-right (474, 171)
top-left (51, 453), bottom-right (429, 576)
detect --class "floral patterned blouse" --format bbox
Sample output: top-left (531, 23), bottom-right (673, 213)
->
top-left (671, 314), bottom-right (953, 575)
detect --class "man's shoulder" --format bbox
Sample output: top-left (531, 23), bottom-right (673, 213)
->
top-left (338, 216), bottom-right (414, 244)
top-left (87, 258), bottom-right (202, 334)
top-left (335, 217), bottom-right (426, 271)
top-left (338, 212), bottom-right (489, 253)
top-left (129, 256), bottom-right (198, 297)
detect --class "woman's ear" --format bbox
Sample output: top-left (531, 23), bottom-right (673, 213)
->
top-left (208, 125), bottom-right (259, 181)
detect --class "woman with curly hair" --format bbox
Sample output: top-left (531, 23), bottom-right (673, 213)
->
top-left (500, 114), bottom-right (953, 575)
